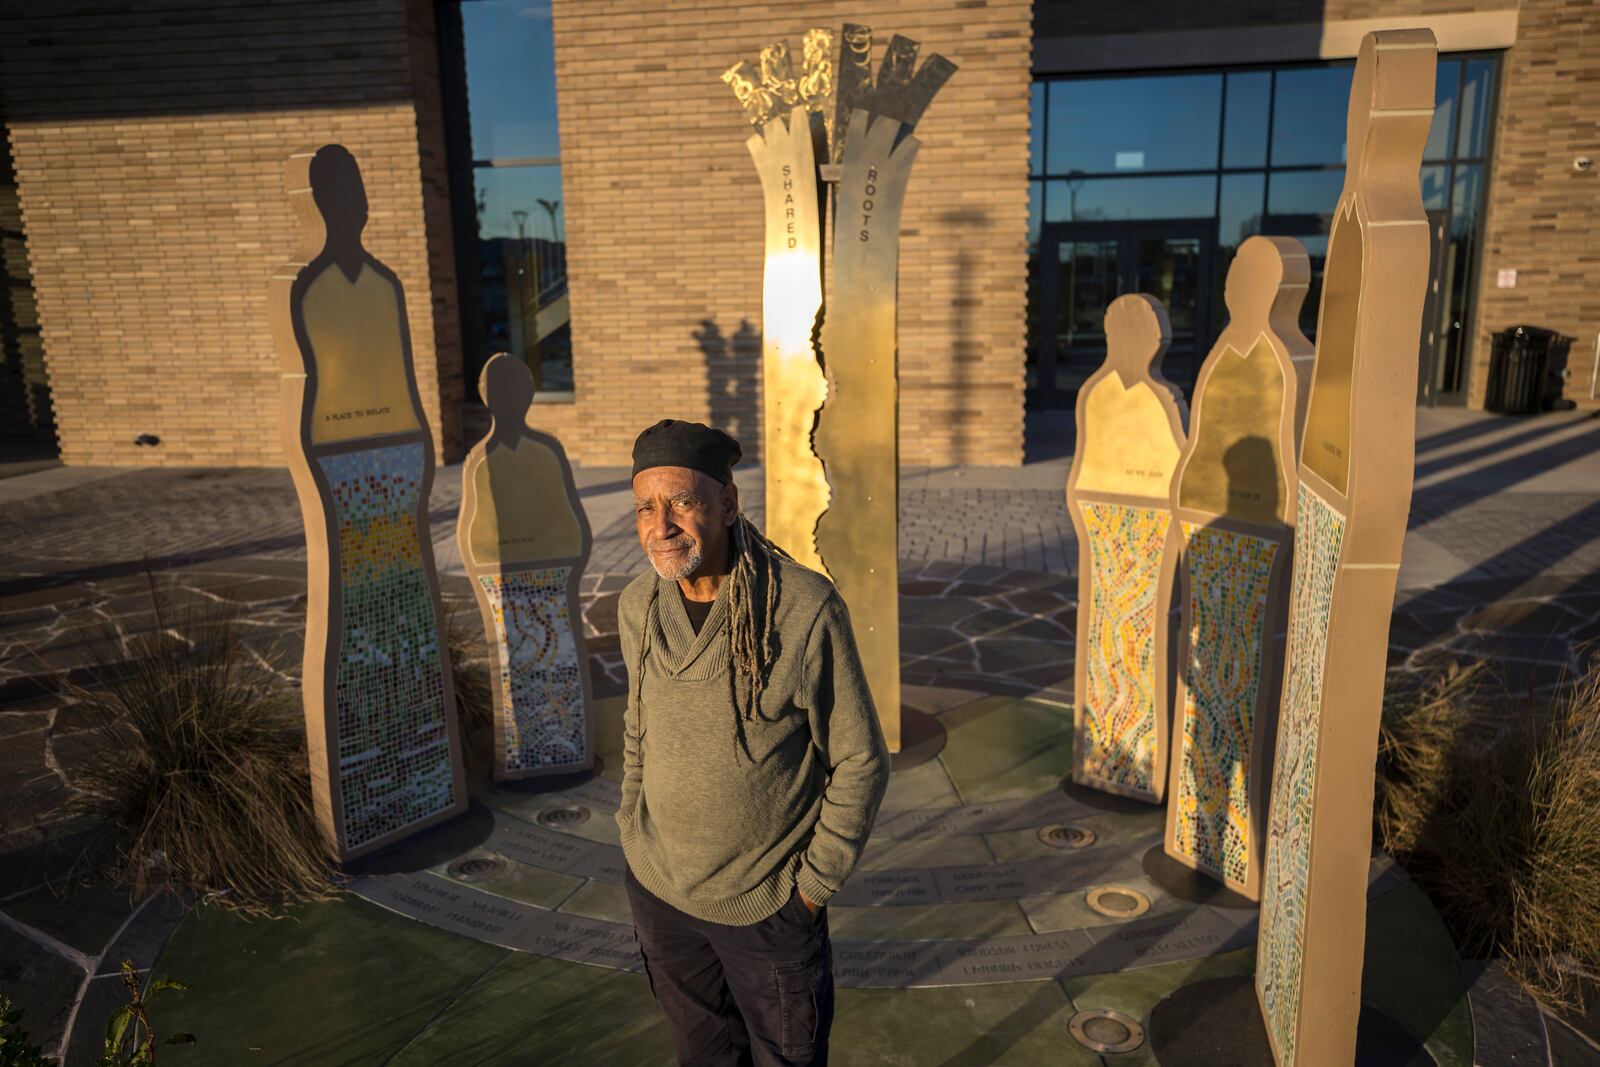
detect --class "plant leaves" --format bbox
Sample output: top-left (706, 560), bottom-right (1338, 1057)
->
top-left (104, 1004), bottom-right (133, 1054)
top-left (148, 977), bottom-right (187, 994)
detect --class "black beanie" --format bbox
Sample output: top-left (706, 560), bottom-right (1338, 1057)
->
top-left (631, 419), bottom-right (743, 485)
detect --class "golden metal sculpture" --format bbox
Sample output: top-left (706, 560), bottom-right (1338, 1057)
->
top-left (1255, 30), bottom-right (1436, 1067)
top-left (1158, 236), bottom-right (1310, 903)
top-left (1065, 294), bottom-right (1188, 803)
top-left (723, 26), bottom-right (955, 752)
top-left (457, 353), bottom-right (595, 780)
top-left (272, 144), bottom-right (466, 862)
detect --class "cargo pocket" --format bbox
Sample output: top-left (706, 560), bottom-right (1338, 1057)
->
top-left (773, 956), bottom-right (826, 1059)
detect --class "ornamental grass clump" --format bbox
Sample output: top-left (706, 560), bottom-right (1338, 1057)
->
top-left (65, 586), bottom-right (339, 916)
top-left (445, 603), bottom-right (497, 786)
top-left (1376, 658), bottom-right (1600, 1011)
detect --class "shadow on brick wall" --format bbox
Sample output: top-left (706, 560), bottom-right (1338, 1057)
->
top-left (694, 318), bottom-right (761, 459)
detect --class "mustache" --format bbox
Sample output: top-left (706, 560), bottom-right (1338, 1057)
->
top-left (648, 536), bottom-right (695, 553)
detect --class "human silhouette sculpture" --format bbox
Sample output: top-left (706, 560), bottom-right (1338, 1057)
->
top-left (274, 143), bottom-right (464, 861)
top-left (1066, 293), bottom-right (1188, 804)
top-left (457, 352), bottom-right (594, 778)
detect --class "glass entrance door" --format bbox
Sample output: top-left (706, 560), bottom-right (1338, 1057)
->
top-left (1031, 220), bottom-right (1214, 408)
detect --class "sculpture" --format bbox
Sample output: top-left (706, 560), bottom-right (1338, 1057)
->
top-left (1255, 30), bottom-right (1437, 1067)
top-left (1159, 236), bottom-right (1311, 900)
top-left (457, 353), bottom-right (595, 779)
top-left (1066, 294), bottom-right (1188, 802)
top-left (271, 144), bottom-right (466, 862)
top-left (724, 26), bottom-right (956, 752)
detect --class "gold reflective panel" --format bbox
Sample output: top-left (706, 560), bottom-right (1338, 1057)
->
top-left (468, 441), bottom-right (584, 566)
top-left (1176, 335), bottom-right (1289, 525)
top-left (1075, 376), bottom-right (1184, 498)
top-left (799, 28), bottom-right (834, 114)
top-left (722, 60), bottom-right (779, 127)
top-left (748, 108), bottom-right (829, 571)
top-left (1301, 203), bottom-right (1361, 496)
top-left (815, 108), bottom-right (921, 751)
top-left (302, 261), bottom-right (422, 445)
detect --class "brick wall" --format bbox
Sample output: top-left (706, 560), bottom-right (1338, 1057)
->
top-left (545, 0), bottom-right (1032, 466)
top-left (0, 0), bottom-right (462, 467)
top-left (1468, 0), bottom-right (1600, 407)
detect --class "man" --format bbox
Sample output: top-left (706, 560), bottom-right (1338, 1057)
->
top-left (618, 418), bottom-right (889, 1067)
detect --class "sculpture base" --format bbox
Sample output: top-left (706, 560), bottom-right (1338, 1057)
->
top-left (889, 705), bottom-right (946, 772)
top-left (1147, 976), bottom-right (1436, 1066)
top-left (1060, 776), bottom-right (1160, 815)
top-left (1141, 844), bottom-right (1256, 910)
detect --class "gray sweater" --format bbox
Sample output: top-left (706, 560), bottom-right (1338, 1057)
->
top-left (616, 558), bottom-right (889, 925)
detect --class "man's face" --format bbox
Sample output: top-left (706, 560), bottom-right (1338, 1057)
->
top-left (632, 467), bottom-right (737, 581)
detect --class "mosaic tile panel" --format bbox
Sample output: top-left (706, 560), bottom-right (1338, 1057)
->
top-left (1258, 482), bottom-right (1346, 1066)
top-left (479, 567), bottom-right (588, 772)
top-left (320, 443), bottom-right (455, 852)
top-left (1079, 501), bottom-right (1171, 794)
top-left (1172, 523), bottom-right (1280, 885)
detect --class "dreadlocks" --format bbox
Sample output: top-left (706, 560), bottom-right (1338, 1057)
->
top-left (628, 511), bottom-right (794, 763)
top-left (726, 512), bottom-right (792, 723)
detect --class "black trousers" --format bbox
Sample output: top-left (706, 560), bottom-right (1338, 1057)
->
top-left (625, 865), bottom-right (834, 1067)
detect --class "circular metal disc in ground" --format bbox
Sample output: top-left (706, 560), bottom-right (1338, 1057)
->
top-left (447, 853), bottom-right (506, 882)
top-left (1038, 823), bottom-right (1097, 849)
top-left (1085, 884), bottom-right (1151, 918)
top-left (1148, 976), bottom-right (1435, 1066)
top-left (537, 804), bottom-right (591, 829)
top-left (1068, 1008), bottom-right (1145, 1054)
top-left (889, 706), bottom-right (948, 772)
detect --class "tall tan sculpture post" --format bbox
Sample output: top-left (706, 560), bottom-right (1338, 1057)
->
top-left (724, 26), bottom-right (956, 752)
top-left (1066, 294), bottom-right (1188, 802)
top-left (1159, 236), bottom-right (1311, 901)
top-left (1256, 30), bottom-right (1436, 1067)
top-left (271, 144), bottom-right (466, 862)
top-left (457, 353), bottom-right (595, 780)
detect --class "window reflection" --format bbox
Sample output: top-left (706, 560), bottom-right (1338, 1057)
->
top-left (1045, 175), bottom-right (1216, 222)
top-left (447, 0), bottom-right (573, 398)
top-left (460, 0), bottom-right (562, 161)
top-left (1047, 75), bottom-right (1222, 174)
top-left (1223, 71), bottom-right (1270, 168)
top-left (1026, 54), bottom-right (1497, 405)
top-left (1271, 67), bottom-right (1353, 166)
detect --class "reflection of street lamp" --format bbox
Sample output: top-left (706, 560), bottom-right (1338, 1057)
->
top-left (508, 209), bottom-right (539, 385)
top-left (1066, 168), bottom-right (1086, 222)
top-left (536, 197), bottom-right (561, 243)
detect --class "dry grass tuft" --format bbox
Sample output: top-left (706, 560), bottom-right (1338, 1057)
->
top-left (1377, 658), bottom-right (1600, 1010)
top-left (445, 602), bottom-right (497, 786)
top-left (64, 584), bottom-right (340, 916)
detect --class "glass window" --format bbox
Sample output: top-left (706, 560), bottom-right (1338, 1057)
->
top-left (1030, 81), bottom-right (1045, 177)
top-left (1045, 175), bottom-right (1217, 222)
top-left (1425, 61), bottom-right (1460, 161)
top-left (1223, 71), bottom-right (1271, 168)
top-left (1219, 172), bottom-right (1265, 253)
top-left (1271, 67), bottom-right (1353, 166)
top-left (1028, 180), bottom-right (1043, 249)
top-left (1266, 169), bottom-right (1344, 220)
top-left (449, 0), bottom-right (572, 396)
top-left (461, 0), bottom-right (562, 161)
top-left (1047, 74), bottom-right (1222, 174)
top-left (1420, 165), bottom-right (1450, 211)
top-left (1457, 58), bottom-right (1495, 159)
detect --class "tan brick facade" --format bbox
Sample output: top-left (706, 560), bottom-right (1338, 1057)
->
top-left (0, 0), bottom-right (462, 467)
top-left (1467, 0), bottom-right (1600, 407)
top-left (544, 0), bottom-right (1033, 466)
top-left (3, 1), bottom-right (1596, 471)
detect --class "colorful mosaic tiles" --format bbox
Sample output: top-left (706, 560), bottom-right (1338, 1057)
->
top-left (479, 567), bottom-right (588, 772)
top-left (1173, 523), bottom-right (1280, 886)
top-left (1079, 501), bottom-right (1170, 795)
top-left (320, 443), bottom-right (456, 852)
top-left (1258, 483), bottom-right (1346, 1066)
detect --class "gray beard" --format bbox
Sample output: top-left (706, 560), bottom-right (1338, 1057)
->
top-left (649, 542), bottom-right (704, 581)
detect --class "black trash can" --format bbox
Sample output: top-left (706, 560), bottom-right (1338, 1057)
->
top-left (1484, 325), bottom-right (1570, 415)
